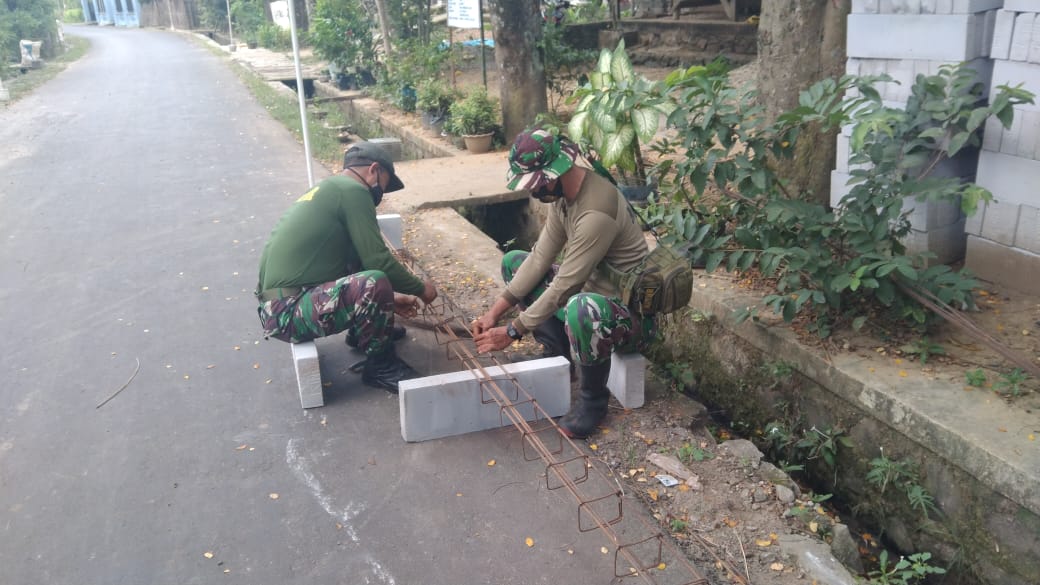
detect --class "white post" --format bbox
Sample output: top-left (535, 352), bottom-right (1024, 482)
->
top-left (286, 0), bottom-right (315, 188)
top-left (0, 76), bottom-right (9, 102)
top-left (165, 0), bottom-right (175, 30)
top-left (224, 0), bottom-right (234, 49)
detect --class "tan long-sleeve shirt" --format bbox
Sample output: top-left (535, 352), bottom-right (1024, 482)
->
top-left (503, 171), bottom-right (649, 334)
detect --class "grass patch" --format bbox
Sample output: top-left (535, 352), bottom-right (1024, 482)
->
top-left (2, 36), bottom-right (90, 104)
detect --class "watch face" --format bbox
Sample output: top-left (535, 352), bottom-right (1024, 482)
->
top-left (507, 323), bottom-right (521, 340)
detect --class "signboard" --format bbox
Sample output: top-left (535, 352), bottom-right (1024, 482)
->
top-left (270, 0), bottom-right (290, 29)
top-left (447, 0), bottom-right (480, 29)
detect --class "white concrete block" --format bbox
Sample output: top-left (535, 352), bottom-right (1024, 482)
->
top-left (906, 198), bottom-right (963, 230)
top-left (880, 0), bottom-right (919, 14)
top-left (847, 14), bottom-right (989, 61)
top-left (1004, 0), bottom-right (1038, 12)
top-left (983, 116), bottom-right (1005, 152)
top-left (965, 202), bottom-right (985, 235)
top-left (990, 60), bottom-right (1040, 113)
top-left (1010, 13), bottom-right (1036, 61)
top-left (291, 342), bottom-right (324, 409)
top-left (983, 9), bottom-right (995, 57)
top-left (376, 213), bottom-right (403, 250)
top-left (976, 149), bottom-right (1040, 206)
top-left (852, 0), bottom-right (880, 14)
top-left (1018, 110), bottom-right (1040, 159)
top-left (830, 170), bottom-right (853, 209)
top-left (1030, 16), bottom-right (1040, 65)
top-left (992, 10), bottom-right (1017, 61)
top-left (980, 200), bottom-right (1022, 245)
top-left (951, 0), bottom-right (1003, 14)
top-left (903, 219), bottom-right (968, 263)
top-left (1001, 109), bottom-right (1024, 154)
top-left (920, 0), bottom-right (937, 14)
top-left (1015, 204), bottom-right (1040, 253)
top-left (399, 356), bottom-right (570, 442)
top-left (607, 352), bottom-right (646, 409)
top-left (934, 0), bottom-right (952, 14)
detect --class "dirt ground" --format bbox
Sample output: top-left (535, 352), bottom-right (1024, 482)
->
top-left (376, 54), bottom-right (1039, 584)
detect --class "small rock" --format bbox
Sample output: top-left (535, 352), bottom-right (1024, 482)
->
top-left (758, 461), bottom-right (801, 496)
top-left (775, 484), bottom-right (796, 504)
top-left (830, 523), bottom-right (865, 575)
top-left (752, 487), bottom-right (770, 503)
top-left (719, 439), bottom-right (764, 469)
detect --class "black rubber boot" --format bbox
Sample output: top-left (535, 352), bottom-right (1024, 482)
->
top-left (558, 361), bottom-right (612, 439)
top-left (347, 325), bottom-right (406, 349)
top-left (532, 317), bottom-right (571, 360)
top-left (361, 346), bottom-right (417, 394)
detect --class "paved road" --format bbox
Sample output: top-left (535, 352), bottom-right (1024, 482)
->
top-left (0, 26), bottom-right (674, 585)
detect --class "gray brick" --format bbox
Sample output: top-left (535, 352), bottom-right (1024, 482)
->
top-left (1030, 14), bottom-right (1040, 64)
top-left (980, 200), bottom-right (1022, 245)
top-left (951, 0), bottom-right (1003, 13)
top-left (848, 14), bottom-right (989, 61)
top-left (983, 9), bottom-right (995, 57)
top-left (992, 10), bottom-right (1016, 61)
top-left (920, 0), bottom-right (937, 14)
top-left (398, 357), bottom-right (570, 442)
top-left (906, 198), bottom-right (964, 230)
top-left (903, 219), bottom-right (968, 263)
top-left (880, 0), bottom-right (920, 14)
top-left (976, 149), bottom-right (1040, 206)
top-left (1001, 110), bottom-right (1024, 155)
top-left (934, 0), bottom-right (952, 13)
top-left (852, 0), bottom-right (880, 14)
top-left (965, 235), bottom-right (1040, 295)
top-left (965, 202), bottom-right (986, 235)
top-left (607, 352), bottom-right (646, 409)
top-left (1015, 204), bottom-right (1040, 253)
top-left (983, 116), bottom-right (1005, 152)
top-left (1018, 110), bottom-right (1040, 159)
top-left (1004, 0), bottom-right (1038, 12)
top-left (990, 61), bottom-right (1040, 113)
top-left (291, 342), bottom-right (324, 409)
top-left (1010, 13), bottom-right (1035, 61)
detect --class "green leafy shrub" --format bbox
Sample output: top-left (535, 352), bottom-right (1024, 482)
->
top-left (538, 20), bottom-right (596, 114)
top-left (642, 60), bottom-right (1033, 338)
top-left (256, 23), bottom-right (291, 51)
top-left (415, 77), bottom-right (458, 115)
top-left (446, 87), bottom-right (499, 136)
top-left (309, 0), bottom-right (375, 71)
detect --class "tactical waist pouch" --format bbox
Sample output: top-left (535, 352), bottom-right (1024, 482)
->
top-left (604, 244), bottom-right (693, 316)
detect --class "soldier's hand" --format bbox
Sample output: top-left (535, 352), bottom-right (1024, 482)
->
top-left (470, 313), bottom-right (496, 336)
top-left (473, 326), bottom-right (514, 354)
top-left (419, 279), bottom-right (438, 304)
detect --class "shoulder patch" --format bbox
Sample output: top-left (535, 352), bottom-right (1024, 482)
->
top-left (296, 186), bottom-right (319, 203)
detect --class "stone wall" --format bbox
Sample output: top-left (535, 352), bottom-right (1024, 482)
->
top-left (839, 0), bottom-right (1040, 293)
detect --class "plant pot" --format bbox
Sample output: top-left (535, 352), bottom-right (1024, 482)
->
top-left (462, 132), bottom-right (494, 154)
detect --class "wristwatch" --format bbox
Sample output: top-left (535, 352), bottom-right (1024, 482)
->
top-left (506, 321), bottom-right (523, 341)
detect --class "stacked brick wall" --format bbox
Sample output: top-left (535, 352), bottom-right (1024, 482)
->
top-left (966, 0), bottom-right (1040, 293)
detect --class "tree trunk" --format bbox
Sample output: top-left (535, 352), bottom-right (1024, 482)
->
top-left (756, 0), bottom-right (849, 205)
top-left (374, 0), bottom-right (394, 74)
top-left (488, 0), bottom-right (548, 143)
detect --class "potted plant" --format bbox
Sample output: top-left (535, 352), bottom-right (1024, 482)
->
top-left (446, 87), bottom-right (499, 154)
top-left (416, 78), bottom-right (458, 133)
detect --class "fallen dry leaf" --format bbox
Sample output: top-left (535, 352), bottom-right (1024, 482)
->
top-left (203, 551), bottom-right (214, 559)
top-left (809, 521), bottom-right (819, 533)
top-left (601, 546), bottom-right (609, 554)
top-left (755, 539), bottom-right (772, 547)
top-left (487, 459), bottom-right (496, 467)
top-left (589, 443), bottom-right (598, 451)
top-left (898, 370), bottom-right (908, 377)
top-left (770, 562), bottom-right (784, 571)
top-left (657, 562), bottom-right (666, 570)
top-left (269, 493), bottom-right (279, 500)
top-left (525, 537), bottom-right (534, 547)
top-left (235, 444), bottom-right (247, 451)
top-left (647, 489), bottom-right (658, 502)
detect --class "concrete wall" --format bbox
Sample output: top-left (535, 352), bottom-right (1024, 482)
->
top-left (839, 1), bottom-right (1040, 293)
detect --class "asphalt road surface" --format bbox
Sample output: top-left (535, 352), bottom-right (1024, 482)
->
top-left (0, 25), bottom-right (682, 585)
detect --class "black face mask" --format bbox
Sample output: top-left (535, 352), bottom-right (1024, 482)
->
top-left (347, 166), bottom-right (384, 206)
top-left (531, 179), bottom-right (565, 203)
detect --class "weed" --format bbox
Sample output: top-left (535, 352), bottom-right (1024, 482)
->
top-left (867, 550), bottom-right (946, 585)
top-left (867, 451), bottom-right (939, 519)
top-left (964, 368), bottom-right (987, 387)
top-left (995, 368), bottom-right (1029, 396)
top-left (899, 337), bottom-right (946, 364)
top-left (676, 442), bottom-right (713, 464)
top-left (669, 517), bottom-right (688, 533)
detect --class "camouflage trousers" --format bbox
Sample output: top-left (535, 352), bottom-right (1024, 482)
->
top-left (256, 270), bottom-right (395, 356)
top-left (502, 250), bottom-right (657, 365)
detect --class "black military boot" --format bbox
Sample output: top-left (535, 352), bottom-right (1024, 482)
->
top-left (347, 325), bottom-right (406, 349)
top-left (361, 346), bottom-right (418, 394)
top-left (558, 360), bottom-right (612, 439)
top-left (533, 317), bottom-right (573, 360)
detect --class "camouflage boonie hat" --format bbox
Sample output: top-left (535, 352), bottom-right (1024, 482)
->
top-left (506, 128), bottom-right (581, 191)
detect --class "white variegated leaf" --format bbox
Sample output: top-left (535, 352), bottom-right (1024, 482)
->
top-left (632, 107), bottom-right (659, 143)
top-left (597, 47), bottom-right (612, 75)
top-left (611, 41), bottom-right (634, 83)
top-left (592, 107), bottom-right (617, 133)
top-left (602, 124), bottom-right (635, 168)
top-left (568, 111), bottom-right (589, 143)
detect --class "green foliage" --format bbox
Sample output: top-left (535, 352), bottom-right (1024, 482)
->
top-left (415, 77), bottom-right (458, 114)
top-left (446, 86), bottom-right (499, 136)
top-left (964, 368), bottom-right (987, 387)
top-left (761, 421), bottom-right (852, 485)
top-left (995, 367), bottom-right (1029, 396)
top-left (230, 0), bottom-right (266, 42)
top-left (63, 6), bottom-right (83, 22)
top-left (867, 451), bottom-right (939, 519)
top-left (256, 23), bottom-right (291, 51)
top-left (867, 550), bottom-right (947, 585)
top-left (568, 39), bottom-right (675, 180)
top-left (899, 337), bottom-right (945, 364)
top-left (669, 517), bottom-right (688, 533)
top-left (309, 0), bottom-right (375, 71)
top-left (676, 442), bottom-right (713, 464)
top-left (1, 0), bottom-right (60, 65)
top-left (642, 61), bottom-right (1034, 339)
top-left (376, 37), bottom-right (450, 110)
top-left (538, 21), bottom-right (596, 114)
